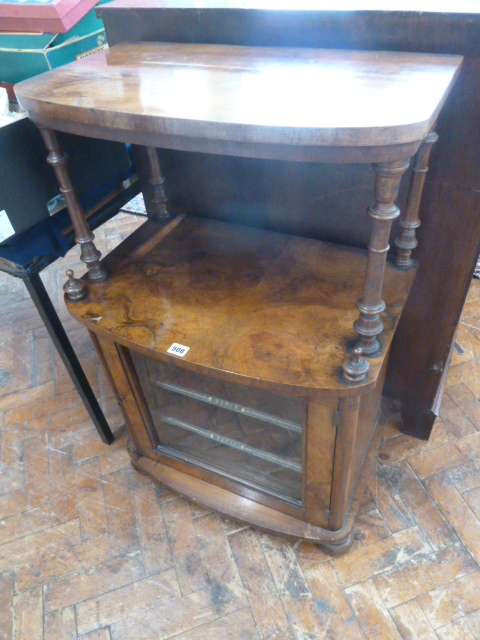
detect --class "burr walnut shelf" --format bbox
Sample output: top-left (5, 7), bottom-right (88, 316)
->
top-left (15, 40), bottom-right (462, 552)
top-left (67, 215), bottom-right (414, 397)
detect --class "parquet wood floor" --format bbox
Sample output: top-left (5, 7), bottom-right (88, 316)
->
top-left (1, 211), bottom-right (480, 639)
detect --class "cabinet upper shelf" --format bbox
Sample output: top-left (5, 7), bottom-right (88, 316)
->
top-left (15, 43), bottom-right (462, 162)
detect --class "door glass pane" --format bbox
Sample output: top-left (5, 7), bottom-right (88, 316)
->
top-left (131, 352), bottom-right (305, 505)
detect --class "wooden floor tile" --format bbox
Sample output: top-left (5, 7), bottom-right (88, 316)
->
top-left (170, 607), bottom-right (259, 640)
top-left (25, 401), bottom-right (88, 438)
top-left (373, 543), bottom-right (476, 608)
top-left (44, 551), bottom-right (145, 614)
top-left (0, 571), bottom-right (14, 640)
top-left (437, 393), bottom-right (477, 439)
top-left (132, 483), bottom-right (173, 576)
top-left (446, 382), bottom-right (480, 430)
top-left (75, 569), bottom-right (180, 635)
top-left (380, 461), bottom-right (456, 550)
top-left (24, 434), bottom-right (50, 509)
top-left (417, 571), bottom-right (480, 629)
top-left (0, 504), bottom-right (62, 547)
top-left (265, 544), bottom-right (328, 639)
top-left (0, 489), bottom-right (26, 520)
top-left (75, 457), bottom-right (109, 541)
top-left (12, 587), bottom-right (43, 640)
top-left (447, 456), bottom-right (480, 493)
top-left (49, 443), bottom-right (78, 522)
top-left (389, 599), bottom-right (437, 640)
top-left (425, 472), bottom-right (480, 564)
top-left (102, 468), bottom-right (139, 555)
top-left (194, 513), bottom-right (247, 615)
top-left (0, 423), bottom-right (25, 495)
top-left (0, 381), bottom-right (53, 413)
top-left (44, 607), bottom-right (77, 640)
top-left (0, 519), bottom-right (81, 573)
top-left (162, 498), bottom-right (209, 596)
top-left (229, 528), bottom-right (294, 640)
top-left (304, 561), bottom-right (364, 640)
top-left (108, 588), bottom-right (221, 640)
top-left (376, 421), bottom-right (455, 466)
top-left (332, 527), bottom-right (432, 588)
top-left (14, 535), bottom-right (112, 595)
top-left (435, 618), bottom-right (477, 640)
top-left (346, 580), bottom-right (402, 639)
top-left (464, 609), bottom-right (480, 637)
top-left (408, 431), bottom-right (480, 480)
top-left (78, 630), bottom-right (111, 640)
top-left (366, 468), bottom-right (414, 534)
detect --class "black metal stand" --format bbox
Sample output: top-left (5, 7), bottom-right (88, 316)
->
top-left (24, 273), bottom-right (114, 444)
top-left (0, 179), bottom-right (141, 445)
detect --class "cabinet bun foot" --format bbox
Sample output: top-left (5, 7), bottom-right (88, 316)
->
top-left (323, 531), bottom-right (354, 556)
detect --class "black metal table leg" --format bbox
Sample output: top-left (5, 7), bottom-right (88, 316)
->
top-left (23, 273), bottom-right (114, 444)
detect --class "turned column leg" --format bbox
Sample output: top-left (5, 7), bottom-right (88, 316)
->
top-left (145, 146), bottom-right (170, 221)
top-left (395, 132), bottom-right (438, 269)
top-left (38, 127), bottom-right (107, 286)
top-left (354, 159), bottom-right (410, 355)
top-left (352, 159), bottom-right (410, 360)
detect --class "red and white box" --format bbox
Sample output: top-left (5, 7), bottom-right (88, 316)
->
top-left (0, 0), bottom-right (99, 34)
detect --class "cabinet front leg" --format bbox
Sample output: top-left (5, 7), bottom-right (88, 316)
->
top-left (328, 395), bottom-right (361, 532)
top-left (354, 159), bottom-right (410, 356)
top-left (38, 126), bottom-right (107, 287)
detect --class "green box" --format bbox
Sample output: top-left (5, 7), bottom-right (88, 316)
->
top-left (0, 5), bottom-right (109, 85)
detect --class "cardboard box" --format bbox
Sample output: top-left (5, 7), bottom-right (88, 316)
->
top-left (0, 5), bottom-right (108, 84)
top-left (0, 0), bottom-right (99, 34)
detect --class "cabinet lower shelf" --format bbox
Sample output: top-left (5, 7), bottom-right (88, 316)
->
top-left (68, 214), bottom-right (415, 398)
top-left (69, 214), bottom-right (415, 552)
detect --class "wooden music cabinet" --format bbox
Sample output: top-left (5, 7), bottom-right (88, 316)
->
top-left (15, 43), bottom-right (462, 553)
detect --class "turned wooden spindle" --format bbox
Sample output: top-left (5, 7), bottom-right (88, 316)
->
top-left (394, 131), bottom-right (438, 269)
top-left (145, 146), bottom-right (170, 221)
top-left (38, 127), bottom-right (107, 283)
top-left (342, 347), bottom-right (370, 383)
top-left (63, 269), bottom-right (87, 302)
top-left (354, 159), bottom-right (410, 356)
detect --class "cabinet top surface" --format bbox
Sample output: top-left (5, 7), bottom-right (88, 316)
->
top-left (15, 42), bottom-right (462, 150)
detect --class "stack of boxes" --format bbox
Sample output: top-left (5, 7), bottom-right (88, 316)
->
top-left (0, 0), bottom-right (110, 90)
top-left (0, 0), bottom-right (133, 253)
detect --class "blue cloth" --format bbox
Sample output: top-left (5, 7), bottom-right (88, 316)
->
top-left (0, 213), bottom-right (70, 265)
top-left (0, 158), bottom-right (135, 267)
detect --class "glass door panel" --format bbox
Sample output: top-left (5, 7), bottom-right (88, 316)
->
top-left (131, 352), bottom-right (305, 505)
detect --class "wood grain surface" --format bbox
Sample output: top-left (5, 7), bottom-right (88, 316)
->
top-left (65, 216), bottom-right (415, 397)
top-left (15, 43), bottom-right (462, 153)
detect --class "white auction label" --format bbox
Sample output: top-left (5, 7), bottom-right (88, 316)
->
top-left (0, 210), bottom-right (15, 243)
top-left (167, 343), bottom-right (190, 357)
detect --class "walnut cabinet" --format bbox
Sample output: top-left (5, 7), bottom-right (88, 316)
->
top-left (15, 41), bottom-right (462, 553)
